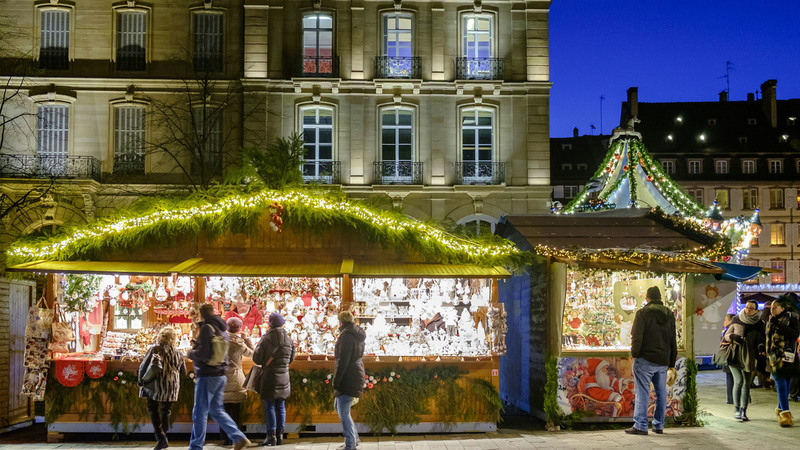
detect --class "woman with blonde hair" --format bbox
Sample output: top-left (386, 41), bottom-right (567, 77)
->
top-left (139, 326), bottom-right (187, 450)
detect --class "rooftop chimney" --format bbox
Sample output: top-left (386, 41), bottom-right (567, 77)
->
top-left (719, 90), bottom-right (728, 102)
top-left (747, 92), bottom-right (755, 102)
top-left (626, 87), bottom-right (639, 121)
top-left (760, 79), bottom-right (777, 128)
top-left (573, 127), bottom-right (579, 137)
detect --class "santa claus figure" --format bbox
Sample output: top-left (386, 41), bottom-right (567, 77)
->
top-left (578, 358), bottom-right (634, 417)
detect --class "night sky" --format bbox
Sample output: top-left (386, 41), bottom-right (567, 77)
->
top-left (549, 0), bottom-right (800, 138)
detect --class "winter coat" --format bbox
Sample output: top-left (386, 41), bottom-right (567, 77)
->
top-left (333, 322), bottom-right (366, 398)
top-left (187, 314), bottom-right (229, 377)
top-left (723, 314), bottom-right (765, 372)
top-left (631, 299), bottom-right (678, 368)
top-left (138, 343), bottom-right (187, 402)
top-left (223, 333), bottom-right (254, 403)
top-left (765, 310), bottom-right (800, 376)
top-left (253, 327), bottom-right (295, 400)
top-left (225, 306), bottom-right (263, 333)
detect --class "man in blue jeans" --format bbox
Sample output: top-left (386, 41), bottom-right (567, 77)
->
top-left (187, 304), bottom-right (252, 450)
top-left (626, 286), bottom-right (677, 435)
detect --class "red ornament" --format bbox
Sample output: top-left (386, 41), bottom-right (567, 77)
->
top-left (382, 377), bottom-right (387, 382)
top-left (614, 154), bottom-right (621, 160)
top-left (622, 165), bottom-right (629, 172)
top-left (367, 382), bottom-right (374, 389)
top-left (646, 175), bottom-right (654, 182)
top-left (434, 374), bottom-right (438, 379)
top-left (325, 379), bottom-right (330, 384)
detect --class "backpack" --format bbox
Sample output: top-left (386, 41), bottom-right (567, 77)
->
top-left (205, 324), bottom-right (229, 366)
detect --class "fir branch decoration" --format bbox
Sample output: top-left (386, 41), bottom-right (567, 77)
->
top-left (674, 358), bottom-right (702, 427)
top-left (63, 274), bottom-right (102, 314)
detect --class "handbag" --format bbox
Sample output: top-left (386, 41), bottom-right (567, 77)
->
top-left (26, 295), bottom-right (54, 340)
top-left (713, 343), bottom-right (735, 367)
top-left (244, 364), bottom-right (263, 392)
top-left (51, 304), bottom-right (75, 343)
top-left (139, 351), bottom-right (162, 397)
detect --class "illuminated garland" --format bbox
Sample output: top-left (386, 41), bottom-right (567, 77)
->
top-left (5, 189), bottom-right (531, 269)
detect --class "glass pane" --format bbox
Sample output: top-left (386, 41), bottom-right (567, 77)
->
top-left (382, 146), bottom-right (396, 161)
top-left (303, 16), bottom-right (317, 28)
top-left (399, 129), bottom-right (412, 145)
top-left (478, 148), bottom-right (492, 161)
top-left (319, 15), bottom-right (333, 29)
top-left (303, 33), bottom-right (317, 48)
top-left (304, 145), bottom-right (315, 160)
top-left (303, 112), bottom-right (317, 124)
top-left (398, 145), bottom-right (412, 161)
top-left (382, 112), bottom-right (397, 126)
top-left (319, 129), bottom-right (332, 144)
top-left (382, 129), bottom-right (395, 145)
top-left (319, 31), bottom-right (332, 48)
top-left (318, 110), bottom-right (333, 124)
top-left (477, 112), bottom-right (492, 126)
top-left (463, 130), bottom-right (475, 145)
top-left (463, 149), bottom-right (475, 161)
top-left (318, 145), bottom-right (332, 160)
top-left (462, 115), bottom-right (476, 126)
top-left (478, 128), bottom-right (492, 145)
top-left (399, 17), bottom-right (412, 29)
top-left (303, 129), bottom-right (316, 143)
top-left (398, 112), bottom-right (412, 126)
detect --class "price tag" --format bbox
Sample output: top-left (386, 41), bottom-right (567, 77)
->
top-left (491, 369), bottom-right (499, 377)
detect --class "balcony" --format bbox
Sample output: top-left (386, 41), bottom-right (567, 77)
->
top-left (373, 161), bottom-right (423, 185)
top-left (293, 56), bottom-right (340, 78)
top-left (455, 57), bottom-right (503, 80)
top-left (0, 154), bottom-right (101, 181)
top-left (375, 56), bottom-right (421, 79)
top-left (113, 153), bottom-right (145, 174)
top-left (454, 161), bottom-right (505, 185)
top-left (303, 160), bottom-right (340, 184)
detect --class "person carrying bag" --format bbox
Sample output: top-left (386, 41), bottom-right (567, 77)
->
top-left (253, 312), bottom-right (295, 446)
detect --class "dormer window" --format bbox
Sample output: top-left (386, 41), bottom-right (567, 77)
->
top-left (708, 119), bottom-right (716, 126)
top-left (747, 118), bottom-right (757, 125)
top-left (738, 137), bottom-right (748, 144)
top-left (561, 143), bottom-right (572, 150)
top-left (561, 163), bottom-right (572, 171)
top-left (577, 163), bottom-right (587, 170)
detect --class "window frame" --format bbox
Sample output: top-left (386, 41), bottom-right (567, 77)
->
top-left (770, 259), bottom-right (786, 284)
top-left (299, 104), bottom-right (336, 182)
top-left (378, 105), bottom-right (416, 183)
top-left (769, 188), bottom-right (785, 210)
top-left (191, 9), bottom-right (225, 73)
top-left (714, 159), bottom-right (729, 174)
top-left (715, 188), bottom-right (730, 210)
top-left (742, 187), bottom-right (759, 210)
top-left (770, 223), bottom-right (785, 246)
top-left (660, 159), bottom-right (675, 175)
top-left (768, 159), bottom-right (784, 174)
top-left (301, 11), bottom-right (335, 75)
top-left (688, 159), bottom-right (702, 174)
top-left (458, 106), bottom-right (498, 184)
top-left (461, 13), bottom-right (496, 60)
top-left (113, 5), bottom-right (151, 72)
top-left (111, 101), bottom-right (147, 174)
top-left (741, 159), bottom-right (756, 174)
top-left (688, 188), bottom-right (704, 206)
top-left (382, 11), bottom-right (413, 58)
top-left (37, 5), bottom-right (74, 70)
top-left (456, 214), bottom-right (497, 236)
top-left (191, 103), bottom-right (224, 177)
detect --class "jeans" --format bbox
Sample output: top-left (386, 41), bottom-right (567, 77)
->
top-left (334, 394), bottom-right (358, 449)
top-left (632, 358), bottom-right (668, 432)
top-left (220, 402), bottom-right (241, 443)
top-left (773, 372), bottom-right (791, 411)
top-left (264, 398), bottom-right (286, 432)
top-left (729, 366), bottom-right (751, 410)
top-left (189, 375), bottom-right (246, 450)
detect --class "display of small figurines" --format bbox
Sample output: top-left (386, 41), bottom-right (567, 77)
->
top-left (620, 291), bottom-right (637, 311)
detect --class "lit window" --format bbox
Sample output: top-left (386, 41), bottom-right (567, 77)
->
top-left (769, 188), bottom-right (785, 209)
top-left (768, 159), bottom-right (783, 174)
top-left (302, 13), bottom-right (334, 75)
top-left (460, 14), bottom-right (497, 79)
top-left (379, 108), bottom-right (414, 183)
top-left (714, 159), bottom-right (728, 174)
top-left (715, 189), bottom-right (729, 209)
top-left (770, 223), bottom-right (785, 246)
top-left (688, 160), bottom-right (702, 174)
top-left (39, 9), bottom-right (70, 69)
top-left (742, 159), bottom-right (756, 174)
top-left (193, 12), bottom-right (223, 72)
top-left (113, 105), bottom-right (146, 173)
top-left (301, 106), bottom-right (335, 182)
top-left (461, 108), bottom-right (495, 184)
top-left (660, 160), bottom-right (675, 174)
top-left (116, 10), bottom-right (147, 71)
top-left (379, 13), bottom-right (415, 78)
top-left (742, 188), bottom-right (758, 210)
top-left (771, 260), bottom-right (785, 284)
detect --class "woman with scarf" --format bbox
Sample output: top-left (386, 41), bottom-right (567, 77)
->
top-left (722, 300), bottom-right (764, 421)
top-left (765, 293), bottom-right (800, 427)
top-left (220, 317), bottom-right (254, 445)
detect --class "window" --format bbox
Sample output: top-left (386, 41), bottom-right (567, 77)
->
top-left (714, 159), bottom-right (729, 174)
top-left (715, 189), bottom-right (729, 210)
top-left (688, 188), bottom-right (704, 206)
top-left (461, 109), bottom-right (495, 183)
top-left (301, 106), bottom-right (334, 182)
top-left (768, 159), bottom-right (783, 174)
top-left (116, 10), bottom-right (147, 71)
top-left (660, 160), bottom-right (675, 174)
top-left (456, 215), bottom-right (496, 237)
top-left (771, 260), bottom-right (785, 284)
top-left (193, 12), bottom-right (223, 72)
top-left (742, 188), bottom-right (758, 210)
top-left (379, 13), bottom-right (415, 78)
top-left (39, 9), bottom-right (70, 69)
top-left (771, 223), bottom-right (785, 246)
top-left (113, 105), bottom-right (145, 173)
top-left (37, 104), bottom-right (69, 158)
top-left (577, 163), bottom-right (587, 170)
top-left (460, 14), bottom-right (498, 79)
top-left (564, 185), bottom-right (579, 198)
top-left (379, 108), bottom-right (414, 183)
top-left (192, 105), bottom-right (222, 176)
top-left (302, 13), bottom-right (334, 75)
top-left (769, 188), bottom-right (785, 209)
top-left (114, 306), bottom-right (143, 330)
top-left (561, 163), bottom-right (572, 171)
top-left (688, 160), bottom-right (702, 174)
top-left (742, 159), bottom-right (756, 174)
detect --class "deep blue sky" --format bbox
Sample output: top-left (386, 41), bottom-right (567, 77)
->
top-left (549, 0), bottom-right (800, 138)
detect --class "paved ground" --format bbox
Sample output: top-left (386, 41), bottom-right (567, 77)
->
top-left (1, 370), bottom-right (798, 449)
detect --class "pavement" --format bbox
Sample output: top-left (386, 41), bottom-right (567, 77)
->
top-left (0, 370), bottom-right (798, 449)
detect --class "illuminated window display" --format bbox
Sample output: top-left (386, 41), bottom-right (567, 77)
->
top-left (561, 269), bottom-right (684, 351)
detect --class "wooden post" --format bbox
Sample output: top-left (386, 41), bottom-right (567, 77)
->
top-left (45, 273), bottom-right (56, 308)
top-left (341, 273), bottom-right (353, 309)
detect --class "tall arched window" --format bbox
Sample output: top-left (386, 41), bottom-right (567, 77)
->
top-left (301, 106), bottom-right (336, 183)
top-left (113, 104), bottom-right (146, 173)
top-left (302, 13), bottom-right (334, 75)
top-left (459, 108), bottom-right (500, 184)
top-left (377, 107), bottom-right (417, 184)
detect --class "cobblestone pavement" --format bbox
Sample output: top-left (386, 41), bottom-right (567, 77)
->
top-left (1, 370), bottom-right (798, 449)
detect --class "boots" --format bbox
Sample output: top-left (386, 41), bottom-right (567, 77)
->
top-left (733, 407), bottom-right (741, 419)
top-left (276, 428), bottom-right (283, 445)
top-left (740, 408), bottom-right (749, 422)
top-left (154, 431), bottom-right (169, 450)
top-left (777, 408), bottom-right (783, 419)
top-left (779, 410), bottom-right (794, 427)
top-left (261, 430), bottom-right (276, 446)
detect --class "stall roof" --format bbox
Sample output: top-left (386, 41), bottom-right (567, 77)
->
top-left (349, 263), bottom-right (510, 278)
top-left (552, 256), bottom-right (724, 274)
top-left (178, 261), bottom-right (343, 277)
top-left (5, 260), bottom-right (179, 275)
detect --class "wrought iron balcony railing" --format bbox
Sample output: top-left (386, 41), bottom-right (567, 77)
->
top-left (375, 56), bottom-right (422, 79)
top-left (0, 154), bottom-right (101, 181)
top-left (455, 57), bottom-right (503, 80)
top-left (303, 160), bottom-right (340, 184)
top-left (293, 55), bottom-right (340, 78)
top-left (39, 47), bottom-right (69, 70)
top-left (113, 153), bottom-right (145, 174)
top-left (453, 161), bottom-right (505, 185)
top-left (373, 161), bottom-right (423, 185)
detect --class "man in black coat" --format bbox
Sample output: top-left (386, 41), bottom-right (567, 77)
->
top-left (625, 286), bottom-right (677, 436)
top-left (333, 311), bottom-right (366, 450)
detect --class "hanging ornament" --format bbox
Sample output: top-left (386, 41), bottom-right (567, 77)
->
top-left (155, 283), bottom-right (168, 301)
top-left (85, 359), bottom-right (107, 379)
top-left (622, 165), bottom-right (629, 172)
top-left (646, 175), bottom-right (654, 182)
top-left (614, 154), bottom-right (621, 160)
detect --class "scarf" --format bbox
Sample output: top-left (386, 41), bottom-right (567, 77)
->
top-left (738, 309), bottom-right (760, 325)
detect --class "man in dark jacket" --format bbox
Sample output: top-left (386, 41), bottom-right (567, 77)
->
top-left (187, 304), bottom-right (252, 450)
top-left (626, 286), bottom-right (677, 436)
top-left (333, 310), bottom-right (366, 450)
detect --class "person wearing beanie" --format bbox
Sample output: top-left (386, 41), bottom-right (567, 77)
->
top-left (253, 312), bottom-right (295, 446)
top-left (333, 310), bottom-right (366, 450)
top-left (625, 286), bottom-right (677, 436)
top-left (765, 293), bottom-right (800, 427)
top-left (220, 317), bottom-right (254, 445)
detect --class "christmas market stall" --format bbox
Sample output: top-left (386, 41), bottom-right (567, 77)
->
top-left (5, 190), bottom-right (525, 440)
top-left (495, 129), bottom-right (762, 426)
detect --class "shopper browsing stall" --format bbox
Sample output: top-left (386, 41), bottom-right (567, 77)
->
top-left (765, 293), bottom-right (800, 427)
top-left (333, 311), bottom-right (366, 450)
top-left (225, 294), bottom-right (263, 334)
top-left (253, 312), bottom-right (295, 446)
top-left (220, 317), bottom-right (254, 445)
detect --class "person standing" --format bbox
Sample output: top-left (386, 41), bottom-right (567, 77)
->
top-left (722, 300), bottom-right (765, 421)
top-left (225, 294), bottom-right (263, 334)
top-left (138, 326), bottom-right (187, 450)
top-left (765, 293), bottom-right (800, 427)
top-left (220, 317), bottom-right (254, 445)
top-left (187, 303), bottom-right (252, 450)
top-left (333, 311), bottom-right (366, 450)
top-left (625, 286), bottom-right (677, 436)
top-left (253, 312), bottom-right (295, 446)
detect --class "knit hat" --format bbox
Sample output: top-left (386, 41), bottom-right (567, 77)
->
top-left (268, 312), bottom-right (285, 328)
top-left (226, 317), bottom-right (243, 333)
top-left (646, 286), bottom-right (662, 301)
